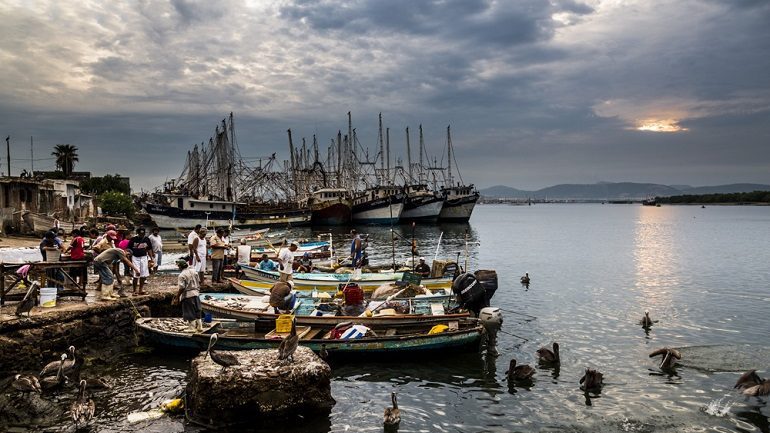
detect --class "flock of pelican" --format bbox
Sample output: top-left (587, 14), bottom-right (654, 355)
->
top-left (10, 345), bottom-right (97, 427)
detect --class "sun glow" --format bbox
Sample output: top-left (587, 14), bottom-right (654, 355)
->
top-left (635, 119), bottom-right (688, 133)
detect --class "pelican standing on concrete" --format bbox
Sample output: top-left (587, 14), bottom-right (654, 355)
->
top-left (15, 281), bottom-right (39, 317)
top-left (277, 318), bottom-right (299, 363)
top-left (70, 380), bottom-right (95, 427)
top-left (206, 334), bottom-right (240, 372)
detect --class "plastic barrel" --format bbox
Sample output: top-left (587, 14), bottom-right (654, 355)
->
top-left (39, 287), bottom-right (58, 308)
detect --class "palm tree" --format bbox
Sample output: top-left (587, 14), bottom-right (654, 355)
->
top-left (52, 144), bottom-right (79, 177)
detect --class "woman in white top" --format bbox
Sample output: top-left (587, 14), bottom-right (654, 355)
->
top-left (192, 227), bottom-right (208, 282)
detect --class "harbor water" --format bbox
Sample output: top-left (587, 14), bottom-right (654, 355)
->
top-left (3, 204), bottom-right (770, 432)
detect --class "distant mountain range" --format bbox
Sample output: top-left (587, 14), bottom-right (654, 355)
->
top-left (479, 183), bottom-right (770, 200)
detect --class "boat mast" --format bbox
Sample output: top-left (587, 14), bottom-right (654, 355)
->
top-left (386, 127), bottom-right (391, 185)
top-left (378, 113), bottom-right (384, 185)
top-left (405, 126), bottom-right (412, 185)
top-left (446, 125), bottom-right (453, 187)
top-left (287, 129), bottom-right (297, 197)
top-left (418, 125), bottom-right (424, 185)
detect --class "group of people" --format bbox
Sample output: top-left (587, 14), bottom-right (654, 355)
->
top-left (36, 224), bottom-right (165, 300)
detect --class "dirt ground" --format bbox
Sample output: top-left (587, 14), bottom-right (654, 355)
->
top-left (0, 234), bottom-right (189, 252)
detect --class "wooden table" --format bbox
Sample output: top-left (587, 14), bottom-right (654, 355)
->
top-left (0, 261), bottom-right (88, 305)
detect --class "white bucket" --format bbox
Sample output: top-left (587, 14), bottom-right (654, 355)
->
top-left (44, 247), bottom-right (61, 262)
top-left (40, 287), bottom-right (58, 308)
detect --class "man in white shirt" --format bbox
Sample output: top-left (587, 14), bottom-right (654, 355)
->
top-left (277, 241), bottom-right (299, 282)
top-left (187, 224), bottom-right (202, 264)
top-left (148, 227), bottom-right (163, 271)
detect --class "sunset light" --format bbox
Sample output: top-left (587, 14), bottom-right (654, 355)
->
top-left (635, 119), bottom-right (688, 133)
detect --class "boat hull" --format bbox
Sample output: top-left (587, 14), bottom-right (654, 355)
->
top-left (438, 194), bottom-right (478, 222)
top-left (235, 267), bottom-right (454, 291)
top-left (312, 202), bottom-right (352, 225)
top-left (400, 195), bottom-right (443, 223)
top-left (136, 317), bottom-right (484, 359)
top-left (145, 203), bottom-right (311, 229)
top-left (352, 202), bottom-right (404, 224)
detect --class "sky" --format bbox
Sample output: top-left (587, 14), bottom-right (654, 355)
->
top-left (1, 0), bottom-right (769, 192)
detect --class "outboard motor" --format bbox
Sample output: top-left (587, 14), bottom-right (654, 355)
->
top-left (451, 272), bottom-right (486, 317)
top-left (474, 270), bottom-right (498, 306)
top-left (478, 306), bottom-right (503, 357)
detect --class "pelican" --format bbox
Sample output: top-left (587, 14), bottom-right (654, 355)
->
top-left (40, 347), bottom-right (74, 377)
top-left (640, 311), bottom-right (653, 328)
top-left (537, 342), bottom-right (560, 366)
top-left (743, 380), bottom-right (770, 397)
top-left (505, 359), bottom-right (535, 381)
top-left (61, 346), bottom-right (82, 382)
top-left (41, 354), bottom-right (67, 390)
top-left (70, 380), bottom-right (95, 427)
top-left (206, 334), bottom-right (240, 372)
top-left (277, 318), bottom-right (299, 363)
top-left (383, 392), bottom-right (401, 427)
top-left (649, 348), bottom-right (681, 370)
top-left (735, 370), bottom-right (763, 390)
top-left (580, 368), bottom-right (604, 393)
top-left (15, 281), bottom-right (39, 317)
top-left (319, 343), bottom-right (329, 361)
top-left (520, 273), bottom-right (530, 284)
top-left (12, 374), bottom-right (41, 397)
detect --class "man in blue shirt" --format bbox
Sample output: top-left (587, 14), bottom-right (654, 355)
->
top-left (259, 254), bottom-right (278, 271)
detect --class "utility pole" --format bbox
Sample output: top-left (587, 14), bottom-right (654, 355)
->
top-left (5, 136), bottom-right (10, 177)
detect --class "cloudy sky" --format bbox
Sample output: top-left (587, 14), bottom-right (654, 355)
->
top-left (1, 0), bottom-right (769, 192)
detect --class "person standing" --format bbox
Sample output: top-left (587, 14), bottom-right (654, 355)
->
top-left (209, 228), bottom-right (227, 283)
top-left (277, 241), bottom-right (298, 282)
top-left (235, 239), bottom-right (252, 277)
top-left (350, 229), bottom-right (363, 268)
top-left (93, 248), bottom-right (139, 301)
top-left (148, 227), bottom-right (163, 271)
top-left (187, 224), bottom-right (202, 264)
top-left (191, 227), bottom-right (208, 284)
top-left (64, 229), bottom-right (87, 284)
top-left (127, 227), bottom-right (154, 295)
top-left (173, 259), bottom-right (202, 332)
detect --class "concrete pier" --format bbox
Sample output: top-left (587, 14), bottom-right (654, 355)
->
top-left (186, 346), bottom-right (335, 427)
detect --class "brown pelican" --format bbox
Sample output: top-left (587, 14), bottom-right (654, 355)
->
top-left (520, 273), bottom-right (530, 284)
top-left (41, 354), bottom-right (67, 390)
top-left (580, 368), bottom-right (604, 392)
top-left (12, 374), bottom-right (41, 397)
top-left (70, 380), bottom-right (95, 427)
top-left (40, 347), bottom-right (74, 377)
top-left (649, 348), bottom-right (681, 370)
top-left (15, 281), bottom-right (39, 317)
top-left (383, 392), bottom-right (401, 428)
top-left (277, 318), bottom-right (299, 363)
top-left (206, 334), bottom-right (240, 372)
top-left (537, 342), bottom-right (560, 366)
top-left (60, 346), bottom-right (82, 382)
top-left (640, 311), bottom-right (653, 328)
top-left (319, 343), bottom-right (329, 361)
top-left (506, 359), bottom-right (536, 381)
top-left (743, 380), bottom-right (770, 397)
top-left (735, 370), bottom-right (763, 390)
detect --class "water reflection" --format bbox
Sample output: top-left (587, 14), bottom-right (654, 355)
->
top-left (633, 207), bottom-right (677, 318)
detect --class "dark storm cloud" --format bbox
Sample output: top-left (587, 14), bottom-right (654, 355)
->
top-left (0, 0), bottom-right (768, 191)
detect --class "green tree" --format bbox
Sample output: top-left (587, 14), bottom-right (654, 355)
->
top-left (80, 174), bottom-right (130, 195)
top-left (52, 144), bottom-right (79, 177)
top-left (99, 191), bottom-right (135, 217)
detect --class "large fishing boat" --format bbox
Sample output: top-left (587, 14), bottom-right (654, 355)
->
top-left (401, 184), bottom-right (444, 222)
top-left (351, 186), bottom-right (404, 224)
top-left (437, 126), bottom-right (478, 222)
top-left (301, 188), bottom-right (352, 225)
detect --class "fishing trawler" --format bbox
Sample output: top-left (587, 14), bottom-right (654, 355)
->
top-left (352, 186), bottom-right (405, 224)
top-left (437, 126), bottom-right (478, 222)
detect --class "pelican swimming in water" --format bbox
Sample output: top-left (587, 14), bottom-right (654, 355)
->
top-left (520, 273), bottom-right (530, 285)
top-left (277, 318), bottom-right (299, 363)
top-left (640, 311), bottom-right (654, 328)
top-left (580, 368), bottom-right (604, 393)
top-left (537, 342), bottom-right (560, 366)
top-left (12, 374), bottom-right (41, 397)
top-left (649, 348), bottom-right (681, 370)
top-left (735, 370), bottom-right (770, 396)
top-left (70, 380), bottom-right (95, 427)
top-left (383, 392), bottom-right (401, 428)
top-left (506, 359), bottom-right (535, 381)
top-left (206, 334), bottom-right (240, 372)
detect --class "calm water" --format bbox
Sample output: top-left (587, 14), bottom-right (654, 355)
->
top-left (6, 204), bottom-right (770, 432)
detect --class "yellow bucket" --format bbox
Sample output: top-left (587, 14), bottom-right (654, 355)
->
top-left (275, 314), bottom-right (295, 333)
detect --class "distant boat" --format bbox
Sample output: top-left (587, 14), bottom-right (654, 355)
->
top-left (437, 126), bottom-right (479, 222)
top-left (400, 184), bottom-right (444, 223)
top-left (301, 188), bottom-right (352, 225)
top-left (642, 198), bottom-right (657, 206)
top-left (352, 186), bottom-right (404, 224)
